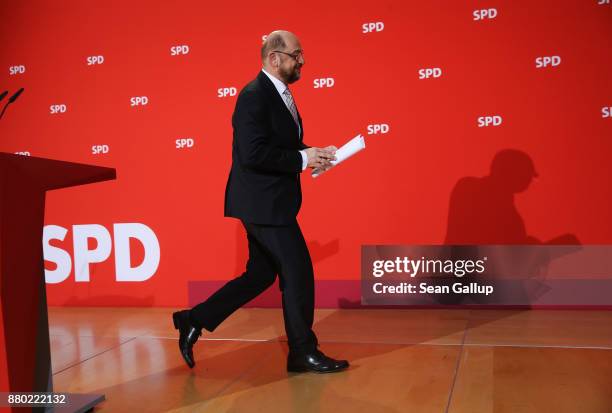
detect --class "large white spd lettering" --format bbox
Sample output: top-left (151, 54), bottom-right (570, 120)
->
top-left (44, 223), bottom-right (161, 284)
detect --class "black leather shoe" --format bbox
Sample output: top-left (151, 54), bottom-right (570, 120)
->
top-left (172, 310), bottom-right (201, 368)
top-left (287, 349), bottom-right (349, 373)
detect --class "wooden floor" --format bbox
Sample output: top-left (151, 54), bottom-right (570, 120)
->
top-left (48, 307), bottom-right (612, 413)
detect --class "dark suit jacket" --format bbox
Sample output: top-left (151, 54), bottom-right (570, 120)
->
top-left (224, 71), bottom-right (310, 225)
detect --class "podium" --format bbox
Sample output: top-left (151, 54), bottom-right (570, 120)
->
top-left (0, 153), bottom-right (116, 412)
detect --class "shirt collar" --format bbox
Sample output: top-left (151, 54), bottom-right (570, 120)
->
top-left (261, 68), bottom-right (287, 96)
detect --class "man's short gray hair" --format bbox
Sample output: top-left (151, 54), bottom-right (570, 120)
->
top-left (261, 33), bottom-right (287, 60)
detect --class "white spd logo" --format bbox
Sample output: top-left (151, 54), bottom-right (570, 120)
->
top-left (602, 106), bottom-right (611, 118)
top-left (362, 22), bottom-right (384, 33)
top-left (9, 65), bottom-right (25, 75)
top-left (418, 68), bottom-right (442, 79)
top-left (176, 138), bottom-right (195, 149)
top-left (86, 55), bottom-right (104, 65)
top-left (313, 78), bottom-right (335, 88)
top-left (367, 124), bottom-right (390, 135)
top-left (478, 115), bottom-right (503, 127)
top-left (15, 151), bottom-right (31, 156)
top-left (473, 9), bottom-right (497, 20)
top-left (217, 87), bottom-right (237, 98)
top-left (170, 45), bottom-right (190, 56)
top-left (597, 0), bottom-right (610, 4)
top-left (44, 223), bottom-right (161, 283)
top-left (535, 56), bottom-right (561, 68)
top-left (50, 104), bottom-right (67, 114)
top-left (130, 96), bottom-right (149, 106)
top-left (92, 145), bottom-right (110, 155)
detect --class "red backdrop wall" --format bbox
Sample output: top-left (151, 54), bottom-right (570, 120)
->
top-left (1, 0), bottom-right (611, 307)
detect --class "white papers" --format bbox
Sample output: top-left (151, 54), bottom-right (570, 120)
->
top-left (312, 134), bottom-right (366, 178)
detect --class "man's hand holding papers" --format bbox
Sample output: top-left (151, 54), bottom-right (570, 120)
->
top-left (311, 134), bottom-right (366, 178)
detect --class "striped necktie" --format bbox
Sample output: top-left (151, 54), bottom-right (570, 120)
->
top-left (282, 88), bottom-right (299, 126)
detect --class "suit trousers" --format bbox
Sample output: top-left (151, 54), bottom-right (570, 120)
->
top-left (189, 219), bottom-right (319, 355)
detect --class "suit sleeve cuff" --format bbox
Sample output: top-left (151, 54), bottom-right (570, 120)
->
top-left (299, 150), bottom-right (308, 171)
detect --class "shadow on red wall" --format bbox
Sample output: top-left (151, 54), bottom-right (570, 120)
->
top-left (445, 149), bottom-right (579, 246)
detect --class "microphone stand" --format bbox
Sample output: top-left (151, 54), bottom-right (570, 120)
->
top-left (0, 88), bottom-right (25, 120)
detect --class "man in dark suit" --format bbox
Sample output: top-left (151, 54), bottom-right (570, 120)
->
top-left (173, 30), bottom-right (349, 373)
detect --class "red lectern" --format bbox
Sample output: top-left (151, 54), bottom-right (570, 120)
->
top-left (0, 153), bottom-right (116, 413)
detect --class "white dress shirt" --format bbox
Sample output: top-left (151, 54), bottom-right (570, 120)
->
top-left (261, 68), bottom-right (308, 171)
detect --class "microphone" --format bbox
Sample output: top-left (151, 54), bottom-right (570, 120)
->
top-left (8, 88), bottom-right (24, 103)
top-left (0, 87), bottom-right (25, 120)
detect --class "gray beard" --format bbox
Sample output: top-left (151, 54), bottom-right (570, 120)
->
top-left (280, 66), bottom-right (300, 84)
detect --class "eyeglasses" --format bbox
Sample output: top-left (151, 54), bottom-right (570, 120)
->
top-left (271, 49), bottom-right (304, 61)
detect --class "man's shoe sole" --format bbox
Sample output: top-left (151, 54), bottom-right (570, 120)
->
top-left (287, 365), bottom-right (349, 374)
top-left (173, 311), bottom-right (196, 369)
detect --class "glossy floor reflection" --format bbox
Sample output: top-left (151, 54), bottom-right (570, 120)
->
top-left (48, 308), bottom-right (612, 412)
